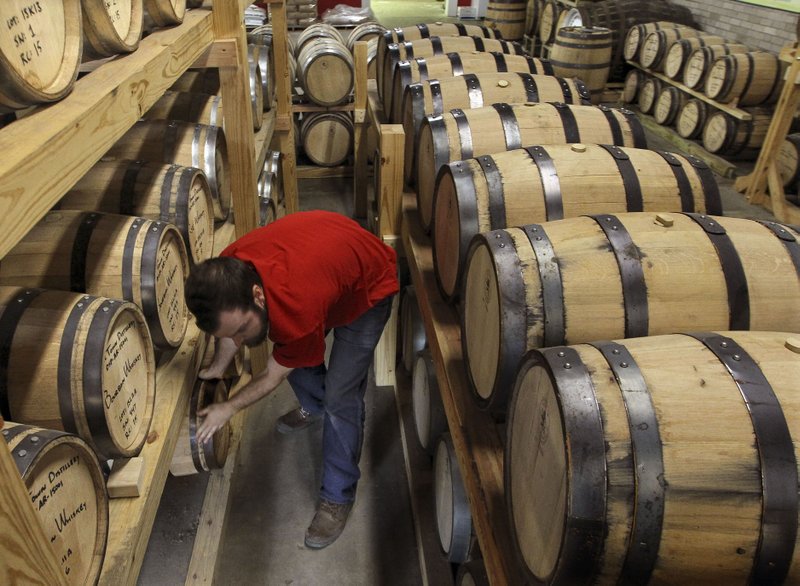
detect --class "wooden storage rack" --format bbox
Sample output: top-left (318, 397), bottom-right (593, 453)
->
top-left (0, 1), bottom-right (297, 583)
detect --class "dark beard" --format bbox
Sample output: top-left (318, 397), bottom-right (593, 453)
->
top-left (245, 306), bottom-right (269, 347)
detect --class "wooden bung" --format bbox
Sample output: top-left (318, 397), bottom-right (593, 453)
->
top-left (0, 287), bottom-right (156, 459)
top-left (0, 210), bottom-right (190, 350)
top-left (433, 144), bottom-right (721, 301)
top-left (2, 422), bottom-right (109, 585)
top-left (414, 101), bottom-right (647, 232)
top-left (461, 213), bottom-right (800, 411)
top-left (507, 331), bottom-right (800, 584)
top-left (59, 159), bottom-right (215, 265)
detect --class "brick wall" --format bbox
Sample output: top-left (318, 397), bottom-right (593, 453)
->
top-left (669, 0), bottom-right (798, 54)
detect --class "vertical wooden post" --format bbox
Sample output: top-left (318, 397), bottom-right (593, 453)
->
top-left (0, 420), bottom-right (68, 585)
top-left (271, 1), bottom-right (299, 216)
top-left (353, 42), bottom-right (369, 219)
top-left (378, 125), bottom-right (405, 238)
top-left (212, 3), bottom-right (258, 239)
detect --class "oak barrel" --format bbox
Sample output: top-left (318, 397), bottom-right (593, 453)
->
top-left (249, 43), bottom-right (274, 111)
top-left (144, 90), bottom-right (224, 128)
top-left (414, 102), bottom-right (647, 231)
top-left (550, 26), bottom-right (612, 104)
top-left (682, 43), bottom-right (749, 89)
top-left (485, 0), bottom-right (527, 41)
top-left (702, 109), bottom-right (771, 158)
top-left (143, 0), bottom-right (185, 27)
top-left (390, 52), bottom-right (554, 124)
top-left (675, 97), bottom-right (709, 139)
top-left (507, 331), bottom-right (800, 584)
top-left (376, 23), bottom-right (502, 102)
top-left (346, 22), bottom-right (386, 79)
top-left (636, 76), bottom-right (661, 114)
top-left (621, 68), bottom-right (643, 103)
top-left (0, 210), bottom-right (190, 350)
top-left (300, 111), bottom-right (354, 167)
top-left (663, 35), bottom-right (727, 80)
top-left (462, 213), bottom-right (800, 411)
top-left (778, 133), bottom-right (800, 188)
top-left (537, 0), bottom-right (563, 45)
top-left (401, 72), bottom-right (590, 183)
top-left (257, 172), bottom-right (277, 226)
top-left (623, 21), bottom-right (690, 63)
top-left (434, 433), bottom-right (472, 563)
top-left (297, 38), bottom-right (354, 106)
top-left (59, 159), bottom-right (215, 265)
top-left (0, 287), bottom-right (156, 458)
top-left (639, 27), bottom-right (702, 72)
top-left (0, 1), bottom-right (82, 111)
top-left (434, 144), bottom-right (721, 301)
top-left (82, 0), bottom-right (143, 59)
top-left (105, 120), bottom-right (230, 221)
top-left (2, 422), bottom-right (109, 585)
top-left (653, 85), bottom-right (686, 125)
top-left (705, 51), bottom-right (784, 106)
top-left (412, 349), bottom-right (448, 456)
top-left (170, 377), bottom-right (231, 476)
top-left (381, 36), bottom-right (524, 117)
top-left (263, 149), bottom-right (283, 203)
top-left (525, 0), bottom-right (543, 37)
top-left (295, 22), bottom-right (346, 55)
top-left (400, 285), bottom-right (426, 373)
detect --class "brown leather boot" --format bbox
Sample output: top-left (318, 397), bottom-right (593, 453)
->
top-left (276, 406), bottom-right (320, 434)
top-left (304, 498), bottom-right (353, 549)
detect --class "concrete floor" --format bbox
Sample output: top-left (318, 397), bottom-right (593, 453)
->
top-left (138, 1), bottom-right (782, 584)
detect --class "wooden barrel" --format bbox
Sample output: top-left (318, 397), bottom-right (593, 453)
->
top-left (382, 36), bottom-right (525, 117)
top-left (0, 287), bottom-right (156, 458)
top-left (485, 0), bottom-right (528, 41)
top-left (347, 22), bottom-right (385, 79)
top-left (675, 97), bottom-right (709, 139)
top-left (390, 52), bottom-right (554, 124)
top-left (0, 210), bottom-right (190, 350)
top-left (415, 102), bottom-right (647, 231)
top-left (249, 43), bottom-right (274, 112)
top-left (106, 120), bottom-right (230, 221)
top-left (639, 27), bottom-right (701, 71)
top-left (401, 72), bottom-right (590, 181)
top-left (434, 433), bottom-right (472, 563)
top-left (525, 0), bottom-right (543, 37)
top-left (83, 0), bottom-right (144, 59)
top-left (300, 111), bottom-right (354, 167)
top-left (144, 90), bottom-right (224, 127)
top-left (663, 35), bottom-right (727, 80)
top-left (412, 349), bottom-right (448, 456)
top-left (682, 43), bottom-right (749, 89)
top-left (246, 48), bottom-right (264, 128)
top-left (170, 378), bottom-right (231, 476)
top-left (550, 26), bottom-right (612, 104)
top-left (400, 285), bottom-right (427, 372)
top-left (562, 0), bottom-right (696, 81)
top-left (0, 1), bottom-right (82, 111)
top-left (705, 52), bottom-right (785, 106)
top-left (434, 145), bottom-right (721, 301)
top-left (257, 171), bottom-right (277, 226)
top-left (2, 422), bottom-right (109, 585)
top-left (376, 23), bottom-right (502, 102)
top-left (295, 22), bottom-right (346, 56)
top-left (59, 159), bottom-right (215, 265)
top-left (462, 213), bottom-right (800, 411)
top-left (456, 561), bottom-right (490, 586)
top-left (653, 85), bottom-right (686, 125)
top-left (507, 330), bottom-right (800, 584)
top-left (143, 0), bottom-right (185, 26)
top-left (702, 109), bottom-right (772, 158)
top-left (778, 133), bottom-right (800, 188)
top-left (637, 76), bottom-right (661, 114)
top-left (621, 68), bottom-right (643, 103)
top-left (623, 21), bottom-right (690, 63)
top-left (538, 0), bottom-right (563, 45)
top-left (263, 150), bottom-right (283, 203)
top-left (297, 38), bottom-right (354, 106)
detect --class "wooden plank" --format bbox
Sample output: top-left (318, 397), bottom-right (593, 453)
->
top-left (192, 39), bottom-right (240, 68)
top-left (638, 113), bottom-right (739, 178)
top-left (0, 423), bottom-right (68, 586)
top-left (402, 195), bottom-right (525, 586)
top-left (0, 10), bottom-right (215, 260)
top-left (254, 109), bottom-right (278, 180)
top-left (297, 165), bottom-right (354, 178)
top-left (375, 236), bottom-right (399, 388)
top-left (628, 62), bottom-right (753, 120)
top-left (378, 126), bottom-right (405, 237)
top-left (354, 41), bottom-right (370, 218)
top-left (291, 102), bottom-right (355, 113)
top-left (184, 372), bottom-right (252, 585)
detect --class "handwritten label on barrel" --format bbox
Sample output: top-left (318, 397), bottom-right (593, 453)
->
top-left (188, 183), bottom-right (210, 262)
top-left (155, 238), bottom-right (187, 340)
top-left (1, 1), bottom-right (63, 82)
top-left (103, 316), bottom-right (148, 449)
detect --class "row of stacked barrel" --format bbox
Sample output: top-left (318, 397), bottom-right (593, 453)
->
top-left (0, 0), bottom-right (204, 115)
top-left (622, 20), bottom-right (785, 160)
top-left (389, 18), bottom-right (800, 586)
top-left (286, 22), bottom-right (387, 167)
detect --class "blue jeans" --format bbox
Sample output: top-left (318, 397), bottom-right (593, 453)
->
top-left (286, 295), bottom-right (394, 504)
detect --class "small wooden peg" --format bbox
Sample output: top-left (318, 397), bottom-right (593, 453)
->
top-left (785, 337), bottom-right (800, 353)
top-left (655, 213), bottom-right (675, 227)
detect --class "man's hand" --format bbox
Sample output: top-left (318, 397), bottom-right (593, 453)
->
top-left (197, 401), bottom-right (237, 444)
top-left (198, 365), bottom-right (227, 380)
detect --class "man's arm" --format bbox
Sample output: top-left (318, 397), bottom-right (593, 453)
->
top-left (199, 336), bottom-right (240, 380)
top-left (196, 353), bottom-right (293, 444)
